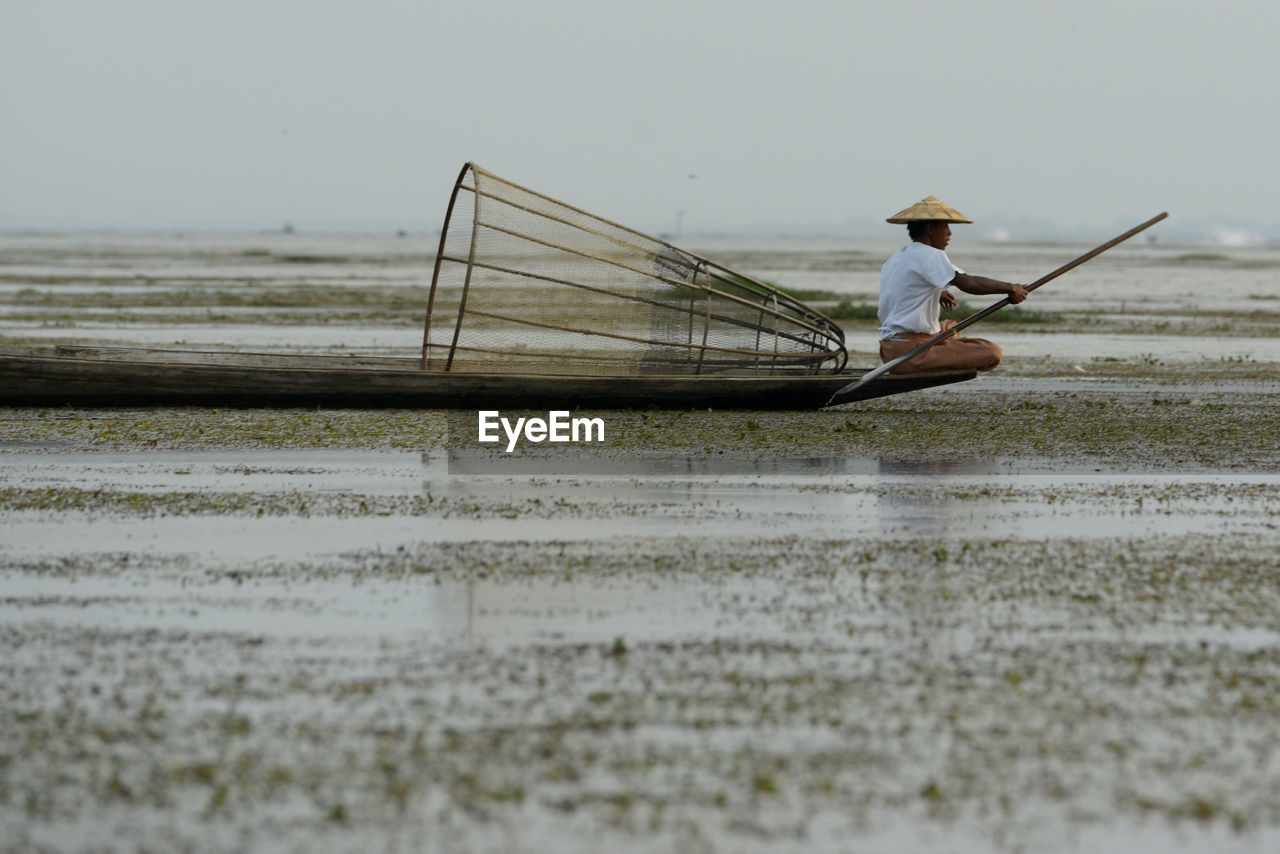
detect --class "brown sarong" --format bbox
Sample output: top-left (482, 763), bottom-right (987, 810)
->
top-left (878, 321), bottom-right (1002, 373)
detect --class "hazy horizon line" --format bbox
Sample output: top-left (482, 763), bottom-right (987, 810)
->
top-left (2, 222), bottom-right (1276, 250)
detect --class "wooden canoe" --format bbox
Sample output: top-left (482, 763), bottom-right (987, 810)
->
top-left (0, 345), bottom-right (975, 409)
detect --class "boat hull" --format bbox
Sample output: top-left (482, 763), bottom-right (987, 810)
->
top-left (0, 346), bottom-right (975, 409)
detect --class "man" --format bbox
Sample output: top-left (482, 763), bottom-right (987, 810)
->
top-left (878, 196), bottom-right (1028, 373)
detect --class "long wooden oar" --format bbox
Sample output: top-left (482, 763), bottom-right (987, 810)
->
top-left (825, 211), bottom-right (1168, 407)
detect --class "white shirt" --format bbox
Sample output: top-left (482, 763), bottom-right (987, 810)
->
top-left (877, 242), bottom-right (964, 339)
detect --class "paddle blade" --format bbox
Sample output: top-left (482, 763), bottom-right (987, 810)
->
top-left (825, 363), bottom-right (893, 406)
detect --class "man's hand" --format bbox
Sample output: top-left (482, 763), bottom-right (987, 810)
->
top-left (1007, 284), bottom-right (1028, 304)
top-left (940, 290), bottom-right (957, 311)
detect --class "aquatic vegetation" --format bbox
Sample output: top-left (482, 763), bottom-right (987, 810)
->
top-left (5, 234), bottom-right (1280, 853)
top-left (828, 298), bottom-right (879, 320)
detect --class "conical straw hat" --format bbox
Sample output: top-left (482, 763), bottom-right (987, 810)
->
top-left (886, 196), bottom-right (973, 224)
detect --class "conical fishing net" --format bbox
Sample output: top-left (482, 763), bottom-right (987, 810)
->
top-left (423, 163), bottom-right (846, 376)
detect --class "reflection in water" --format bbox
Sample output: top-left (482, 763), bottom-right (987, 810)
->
top-left (871, 459), bottom-right (1005, 655)
top-left (0, 568), bottom-right (777, 648)
top-left (4, 447), bottom-right (1278, 653)
top-left (447, 453), bottom-right (1008, 477)
top-left (876, 459), bottom-right (997, 477)
top-left (875, 458), bottom-right (1000, 539)
top-left (446, 452), bottom-right (886, 476)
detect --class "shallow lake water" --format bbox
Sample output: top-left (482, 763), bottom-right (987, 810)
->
top-left (5, 232), bottom-right (1279, 363)
top-left (3, 233), bottom-right (1280, 853)
top-left (4, 448), bottom-right (1278, 650)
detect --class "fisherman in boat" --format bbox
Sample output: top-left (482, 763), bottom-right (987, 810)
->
top-left (878, 196), bottom-right (1028, 373)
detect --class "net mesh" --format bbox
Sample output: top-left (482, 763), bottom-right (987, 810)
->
top-left (423, 163), bottom-right (846, 376)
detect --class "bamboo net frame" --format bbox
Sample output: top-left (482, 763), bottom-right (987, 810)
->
top-left (423, 163), bottom-right (847, 376)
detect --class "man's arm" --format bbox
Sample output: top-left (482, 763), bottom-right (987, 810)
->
top-left (951, 272), bottom-right (1028, 304)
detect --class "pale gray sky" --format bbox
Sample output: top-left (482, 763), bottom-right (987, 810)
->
top-left (3, 0), bottom-right (1277, 239)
